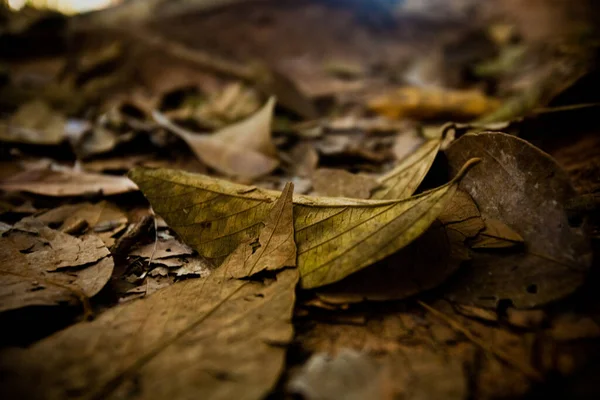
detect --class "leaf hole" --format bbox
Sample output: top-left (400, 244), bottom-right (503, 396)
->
top-left (526, 284), bottom-right (538, 294)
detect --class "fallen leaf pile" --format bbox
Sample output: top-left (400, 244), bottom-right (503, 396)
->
top-left (1, 1), bottom-right (599, 399)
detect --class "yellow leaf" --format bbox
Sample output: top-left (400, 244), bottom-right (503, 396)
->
top-left (315, 189), bottom-right (484, 304)
top-left (371, 137), bottom-right (441, 200)
top-left (224, 182), bottom-right (296, 278)
top-left (368, 86), bottom-right (500, 121)
top-left (152, 97), bottom-right (279, 180)
top-left (129, 158), bottom-right (479, 288)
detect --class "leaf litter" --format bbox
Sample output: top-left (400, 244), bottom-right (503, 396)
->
top-left (1, 2), bottom-right (599, 399)
top-left (0, 183), bottom-right (298, 400)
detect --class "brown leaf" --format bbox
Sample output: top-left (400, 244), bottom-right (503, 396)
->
top-left (311, 168), bottom-right (379, 199)
top-left (445, 132), bottom-right (592, 308)
top-left (152, 97), bottom-right (279, 180)
top-left (0, 219), bottom-right (113, 314)
top-left (470, 218), bottom-right (524, 249)
top-left (0, 182), bottom-right (298, 400)
top-left (0, 100), bottom-right (66, 145)
top-left (288, 141), bottom-right (319, 178)
top-left (130, 239), bottom-right (194, 260)
top-left (0, 166), bottom-right (138, 197)
top-left (37, 201), bottom-right (128, 245)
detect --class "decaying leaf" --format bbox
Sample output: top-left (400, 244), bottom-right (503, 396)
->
top-left (153, 97), bottom-right (279, 180)
top-left (37, 201), bottom-right (128, 244)
top-left (371, 138), bottom-right (442, 200)
top-left (0, 182), bottom-right (298, 400)
top-left (0, 219), bottom-right (113, 314)
top-left (470, 218), bottom-right (524, 249)
top-left (224, 182), bottom-right (296, 278)
top-left (0, 166), bottom-right (138, 197)
top-left (316, 190), bottom-right (484, 304)
top-left (0, 100), bottom-right (66, 145)
top-left (311, 168), bottom-right (379, 199)
top-left (130, 159), bottom-right (479, 288)
top-left (367, 86), bottom-right (500, 121)
top-left (130, 239), bottom-right (194, 260)
top-left (287, 349), bottom-right (390, 400)
top-left (445, 132), bottom-right (592, 308)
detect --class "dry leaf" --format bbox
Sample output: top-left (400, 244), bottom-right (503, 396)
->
top-left (315, 190), bottom-right (484, 304)
top-left (0, 166), bottom-right (138, 196)
top-left (0, 100), bottom-right (65, 145)
top-left (289, 141), bottom-right (319, 178)
top-left (311, 168), bottom-right (379, 199)
top-left (224, 182), bottom-right (296, 278)
top-left (37, 201), bottom-right (128, 240)
top-left (288, 349), bottom-right (390, 400)
top-left (0, 219), bottom-right (113, 314)
top-left (172, 257), bottom-right (212, 277)
top-left (368, 86), bottom-right (500, 121)
top-left (445, 132), bottom-right (592, 308)
top-left (0, 182), bottom-right (297, 400)
top-left (470, 218), bottom-right (524, 249)
top-left (130, 239), bottom-right (194, 260)
top-left (372, 138), bottom-right (442, 200)
top-left (153, 97), bottom-right (279, 180)
top-left (392, 130), bottom-right (426, 162)
top-left (130, 159), bottom-right (478, 288)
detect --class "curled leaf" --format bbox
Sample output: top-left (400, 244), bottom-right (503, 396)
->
top-left (445, 132), bottom-right (592, 308)
top-left (371, 137), bottom-right (442, 200)
top-left (129, 158), bottom-right (479, 288)
top-left (153, 97), bottom-right (279, 180)
top-left (316, 190), bottom-right (484, 304)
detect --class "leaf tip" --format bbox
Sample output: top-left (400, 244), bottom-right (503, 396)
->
top-left (453, 157), bottom-right (481, 182)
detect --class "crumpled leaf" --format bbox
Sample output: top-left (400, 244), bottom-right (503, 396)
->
top-left (129, 159), bottom-right (478, 288)
top-left (0, 182), bottom-right (297, 400)
top-left (445, 132), bottom-right (592, 308)
top-left (288, 349), bottom-right (390, 400)
top-left (316, 190), bottom-right (484, 304)
top-left (0, 100), bottom-right (66, 145)
top-left (311, 168), bottom-right (379, 199)
top-left (470, 218), bottom-right (524, 249)
top-left (153, 97), bottom-right (279, 180)
top-left (0, 165), bottom-right (138, 196)
top-left (371, 137), bottom-right (442, 200)
top-left (0, 219), bottom-right (114, 314)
